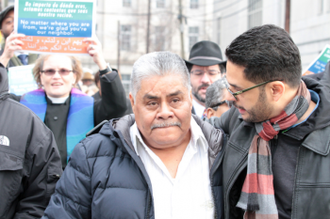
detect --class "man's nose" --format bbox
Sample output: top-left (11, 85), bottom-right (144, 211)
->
top-left (201, 72), bottom-right (211, 83)
top-left (157, 102), bottom-right (174, 119)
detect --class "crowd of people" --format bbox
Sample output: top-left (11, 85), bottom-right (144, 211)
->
top-left (0, 4), bottom-right (330, 219)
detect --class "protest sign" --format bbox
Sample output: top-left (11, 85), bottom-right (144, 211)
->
top-left (303, 45), bottom-right (330, 76)
top-left (14, 0), bottom-right (95, 55)
top-left (8, 64), bottom-right (38, 95)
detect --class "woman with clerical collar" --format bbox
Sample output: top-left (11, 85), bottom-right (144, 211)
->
top-left (4, 37), bottom-right (129, 169)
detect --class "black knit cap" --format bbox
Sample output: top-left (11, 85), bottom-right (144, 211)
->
top-left (0, 5), bottom-right (14, 29)
top-left (185, 40), bottom-right (226, 68)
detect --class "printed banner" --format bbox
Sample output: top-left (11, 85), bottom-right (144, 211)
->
top-left (14, 0), bottom-right (95, 55)
top-left (303, 45), bottom-right (330, 76)
top-left (8, 64), bottom-right (38, 95)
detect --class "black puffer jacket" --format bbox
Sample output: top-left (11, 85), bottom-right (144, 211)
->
top-left (42, 114), bottom-right (225, 219)
top-left (0, 65), bottom-right (62, 218)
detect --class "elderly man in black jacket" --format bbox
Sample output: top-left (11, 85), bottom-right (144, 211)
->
top-left (0, 63), bottom-right (62, 218)
top-left (42, 51), bottom-right (225, 219)
top-left (209, 24), bottom-right (330, 219)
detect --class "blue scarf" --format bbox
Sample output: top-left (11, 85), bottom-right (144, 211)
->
top-left (20, 88), bottom-right (94, 161)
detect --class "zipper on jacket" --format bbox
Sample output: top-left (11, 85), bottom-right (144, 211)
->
top-left (145, 191), bottom-right (152, 219)
top-left (224, 152), bottom-right (248, 218)
top-left (291, 147), bottom-right (300, 219)
top-left (210, 150), bottom-right (225, 219)
top-left (115, 131), bottom-right (155, 219)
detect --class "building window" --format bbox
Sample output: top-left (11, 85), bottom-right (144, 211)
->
top-left (121, 74), bottom-right (131, 96)
top-left (190, 0), bottom-right (198, 9)
top-left (123, 0), bottom-right (131, 7)
top-left (319, 0), bottom-right (330, 14)
top-left (121, 25), bottom-right (131, 51)
top-left (217, 17), bottom-right (221, 45)
top-left (154, 26), bottom-right (165, 51)
top-left (121, 74), bottom-right (131, 81)
top-left (156, 0), bottom-right (165, 8)
top-left (189, 26), bottom-right (199, 49)
top-left (122, 82), bottom-right (130, 97)
top-left (248, 0), bottom-right (262, 29)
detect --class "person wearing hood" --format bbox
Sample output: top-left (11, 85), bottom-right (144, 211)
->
top-left (209, 24), bottom-right (330, 219)
top-left (1, 34), bottom-right (129, 169)
top-left (0, 54), bottom-right (62, 218)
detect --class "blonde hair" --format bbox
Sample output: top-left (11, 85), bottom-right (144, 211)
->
top-left (32, 55), bottom-right (83, 88)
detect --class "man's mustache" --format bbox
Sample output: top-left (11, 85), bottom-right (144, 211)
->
top-left (197, 83), bottom-right (209, 91)
top-left (151, 122), bottom-right (181, 130)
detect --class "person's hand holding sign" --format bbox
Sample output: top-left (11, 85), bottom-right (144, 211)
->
top-left (83, 37), bottom-right (107, 71)
top-left (0, 32), bottom-right (25, 67)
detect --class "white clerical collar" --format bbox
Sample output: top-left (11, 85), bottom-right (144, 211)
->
top-left (47, 96), bottom-right (69, 104)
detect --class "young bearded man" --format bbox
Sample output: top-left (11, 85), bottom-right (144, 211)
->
top-left (209, 24), bottom-right (330, 219)
top-left (185, 41), bottom-right (226, 119)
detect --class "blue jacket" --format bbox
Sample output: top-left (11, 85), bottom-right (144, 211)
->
top-left (42, 114), bottom-right (225, 219)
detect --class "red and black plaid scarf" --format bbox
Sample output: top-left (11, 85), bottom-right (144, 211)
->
top-left (236, 81), bottom-right (311, 219)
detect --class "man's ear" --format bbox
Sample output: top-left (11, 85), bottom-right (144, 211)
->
top-left (129, 93), bottom-right (135, 113)
top-left (269, 81), bottom-right (285, 102)
top-left (206, 108), bottom-right (215, 119)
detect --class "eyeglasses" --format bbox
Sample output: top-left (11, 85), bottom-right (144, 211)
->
top-left (41, 69), bottom-right (74, 76)
top-left (190, 70), bottom-right (223, 79)
top-left (225, 77), bottom-right (280, 100)
top-left (209, 100), bottom-right (233, 109)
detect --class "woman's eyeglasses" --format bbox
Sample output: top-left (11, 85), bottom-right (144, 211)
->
top-left (41, 69), bottom-right (74, 76)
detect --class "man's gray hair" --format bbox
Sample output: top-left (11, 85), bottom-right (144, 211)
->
top-left (130, 51), bottom-right (191, 98)
top-left (205, 78), bottom-right (227, 109)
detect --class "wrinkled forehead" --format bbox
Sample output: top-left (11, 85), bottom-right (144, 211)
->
top-left (137, 74), bottom-right (189, 96)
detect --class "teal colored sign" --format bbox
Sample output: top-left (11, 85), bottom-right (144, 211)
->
top-left (18, 1), bottom-right (93, 20)
top-left (16, 0), bottom-right (94, 38)
top-left (304, 45), bottom-right (330, 75)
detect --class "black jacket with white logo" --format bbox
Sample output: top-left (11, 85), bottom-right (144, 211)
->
top-left (0, 65), bottom-right (62, 219)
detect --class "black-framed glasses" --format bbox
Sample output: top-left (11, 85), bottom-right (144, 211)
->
top-left (41, 69), bottom-right (74, 76)
top-left (225, 77), bottom-right (280, 100)
top-left (209, 100), bottom-right (233, 109)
